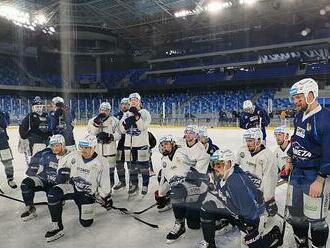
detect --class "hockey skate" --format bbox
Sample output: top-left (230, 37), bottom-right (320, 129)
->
top-left (45, 222), bottom-right (64, 242)
top-left (215, 220), bottom-right (235, 235)
top-left (195, 240), bottom-right (216, 248)
top-left (7, 179), bottom-right (17, 189)
top-left (113, 181), bottom-right (126, 191)
top-left (158, 202), bottom-right (172, 213)
top-left (141, 186), bottom-right (148, 196)
top-left (294, 236), bottom-right (309, 248)
top-left (166, 221), bottom-right (186, 244)
top-left (128, 183), bottom-right (139, 199)
top-left (21, 205), bottom-right (37, 221)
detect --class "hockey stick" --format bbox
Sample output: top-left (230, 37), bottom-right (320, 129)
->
top-left (0, 193), bottom-right (48, 205)
top-left (91, 195), bottom-right (158, 228)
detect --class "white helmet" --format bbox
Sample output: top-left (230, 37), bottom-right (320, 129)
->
top-left (121, 97), bottom-right (129, 104)
top-left (129, 92), bottom-right (141, 101)
top-left (184, 125), bottom-right (198, 134)
top-left (99, 102), bottom-right (111, 111)
top-left (49, 134), bottom-right (65, 147)
top-left (158, 135), bottom-right (175, 155)
top-left (52, 96), bottom-right (64, 105)
top-left (274, 126), bottom-right (290, 136)
top-left (290, 78), bottom-right (318, 101)
top-left (243, 128), bottom-right (262, 140)
top-left (243, 100), bottom-right (253, 110)
top-left (198, 126), bottom-right (208, 138)
top-left (79, 134), bottom-right (97, 147)
top-left (210, 148), bottom-right (235, 164)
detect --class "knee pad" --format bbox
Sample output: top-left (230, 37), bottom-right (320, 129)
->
top-left (200, 200), bottom-right (217, 221)
top-left (311, 220), bottom-right (329, 247)
top-left (186, 209), bottom-right (201, 230)
top-left (80, 219), bottom-right (94, 227)
top-left (21, 177), bottom-right (36, 192)
top-left (170, 184), bottom-right (187, 204)
top-left (288, 216), bottom-right (309, 239)
top-left (47, 186), bottom-right (64, 204)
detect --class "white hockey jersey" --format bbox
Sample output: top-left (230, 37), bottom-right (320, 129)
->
top-left (119, 109), bottom-right (151, 148)
top-left (180, 140), bottom-right (210, 174)
top-left (87, 115), bottom-right (121, 157)
top-left (236, 145), bottom-right (278, 201)
top-left (70, 153), bottom-right (110, 198)
top-left (273, 142), bottom-right (291, 171)
top-left (158, 146), bottom-right (192, 196)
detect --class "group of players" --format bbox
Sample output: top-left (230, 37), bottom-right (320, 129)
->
top-left (0, 77), bottom-right (329, 247)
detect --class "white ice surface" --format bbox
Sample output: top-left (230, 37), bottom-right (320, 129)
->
top-left (0, 127), bottom-right (328, 248)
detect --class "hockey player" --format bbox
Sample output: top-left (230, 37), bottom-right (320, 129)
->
top-left (198, 127), bottom-right (219, 157)
top-left (113, 97), bottom-right (129, 190)
top-left (19, 96), bottom-right (51, 156)
top-left (45, 134), bottom-right (111, 242)
top-left (200, 149), bottom-right (281, 248)
top-left (48, 96), bottom-right (76, 151)
top-left (239, 100), bottom-right (270, 143)
top-left (284, 78), bottom-right (330, 248)
top-left (156, 135), bottom-right (208, 243)
top-left (273, 126), bottom-right (291, 173)
top-left (236, 128), bottom-right (281, 247)
top-left (119, 93), bottom-right (151, 196)
top-left (0, 110), bottom-right (17, 188)
top-left (87, 102), bottom-right (121, 188)
top-left (20, 134), bottom-right (75, 221)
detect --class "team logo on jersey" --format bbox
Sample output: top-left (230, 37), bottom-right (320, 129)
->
top-left (127, 128), bottom-right (141, 136)
top-left (296, 127), bottom-right (305, 138)
top-left (73, 176), bottom-right (92, 192)
top-left (306, 123), bottom-right (311, 131)
top-left (71, 158), bottom-right (76, 164)
top-left (162, 161), bottom-right (167, 168)
top-left (292, 141), bottom-right (312, 159)
top-left (245, 116), bottom-right (248, 119)
top-left (240, 152), bottom-right (245, 158)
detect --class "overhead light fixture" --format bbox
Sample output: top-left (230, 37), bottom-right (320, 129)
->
top-left (34, 14), bottom-right (47, 25)
top-left (239, 0), bottom-right (258, 6)
top-left (301, 28), bottom-right (311, 36)
top-left (205, 1), bottom-right (232, 13)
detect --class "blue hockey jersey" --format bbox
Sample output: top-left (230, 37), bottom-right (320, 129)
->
top-left (0, 111), bottom-right (10, 149)
top-left (239, 105), bottom-right (270, 139)
top-left (26, 148), bottom-right (70, 184)
top-left (288, 105), bottom-right (330, 177)
top-left (48, 108), bottom-right (75, 146)
top-left (215, 165), bottom-right (264, 224)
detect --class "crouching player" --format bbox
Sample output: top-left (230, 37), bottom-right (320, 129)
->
top-left (200, 149), bottom-right (282, 248)
top-left (20, 134), bottom-right (75, 221)
top-left (45, 134), bottom-right (112, 242)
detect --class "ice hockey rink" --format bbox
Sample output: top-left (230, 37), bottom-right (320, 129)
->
top-left (0, 126), bottom-right (329, 248)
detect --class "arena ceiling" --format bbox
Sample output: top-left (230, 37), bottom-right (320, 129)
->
top-left (6, 0), bottom-right (330, 49)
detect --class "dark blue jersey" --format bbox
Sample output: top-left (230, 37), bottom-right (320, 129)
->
top-left (0, 111), bottom-right (10, 149)
top-left (48, 108), bottom-right (75, 146)
top-left (215, 165), bottom-right (264, 224)
top-left (26, 148), bottom-right (70, 184)
top-left (239, 105), bottom-right (270, 139)
top-left (288, 106), bottom-right (330, 177)
top-left (206, 139), bottom-right (219, 156)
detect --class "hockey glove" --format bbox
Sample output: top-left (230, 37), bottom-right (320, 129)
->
top-left (93, 113), bottom-right (107, 126)
top-left (185, 169), bottom-right (208, 187)
top-left (279, 166), bottom-right (290, 181)
top-left (154, 190), bottom-right (170, 209)
top-left (96, 132), bottom-right (114, 144)
top-left (123, 116), bottom-right (136, 130)
top-left (101, 194), bottom-right (113, 210)
top-left (129, 107), bottom-right (141, 119)
top-left (54, 108), bottom-right (64, 117)
top-left (244, 227), bottom-right (265, 248)
top-left (265, 198), bottom-right (278, 217)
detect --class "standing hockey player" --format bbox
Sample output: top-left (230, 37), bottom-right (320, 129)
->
top-left (48, 96), bottom-right (76, 151)
top-left (45, 134), bottom-right (111, 242)
top-left (239, 100), bottom-right (270, 143)
top-left (236, 128), bottom-right (281, 246)
top-left (113, 97), bottom-right (129, 190)
top-left (87, 102), bottom-right (121, 188)
top-left (273, 126), bottom-right (291, 173)
top-left (20, 134), bottom-right (75, 221)
top-left (200, 148), bottom-right (281, 248)
top-left (285, 78), bottom-right (330, 248)
top-left (119, 93), bottom-right (151, 196)
top-left (156, 135), bottom-right (208, 243)
top-left (19, 96), bottom-right (51, 156)
top-left (0, 110), bottom-right (17, 188)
